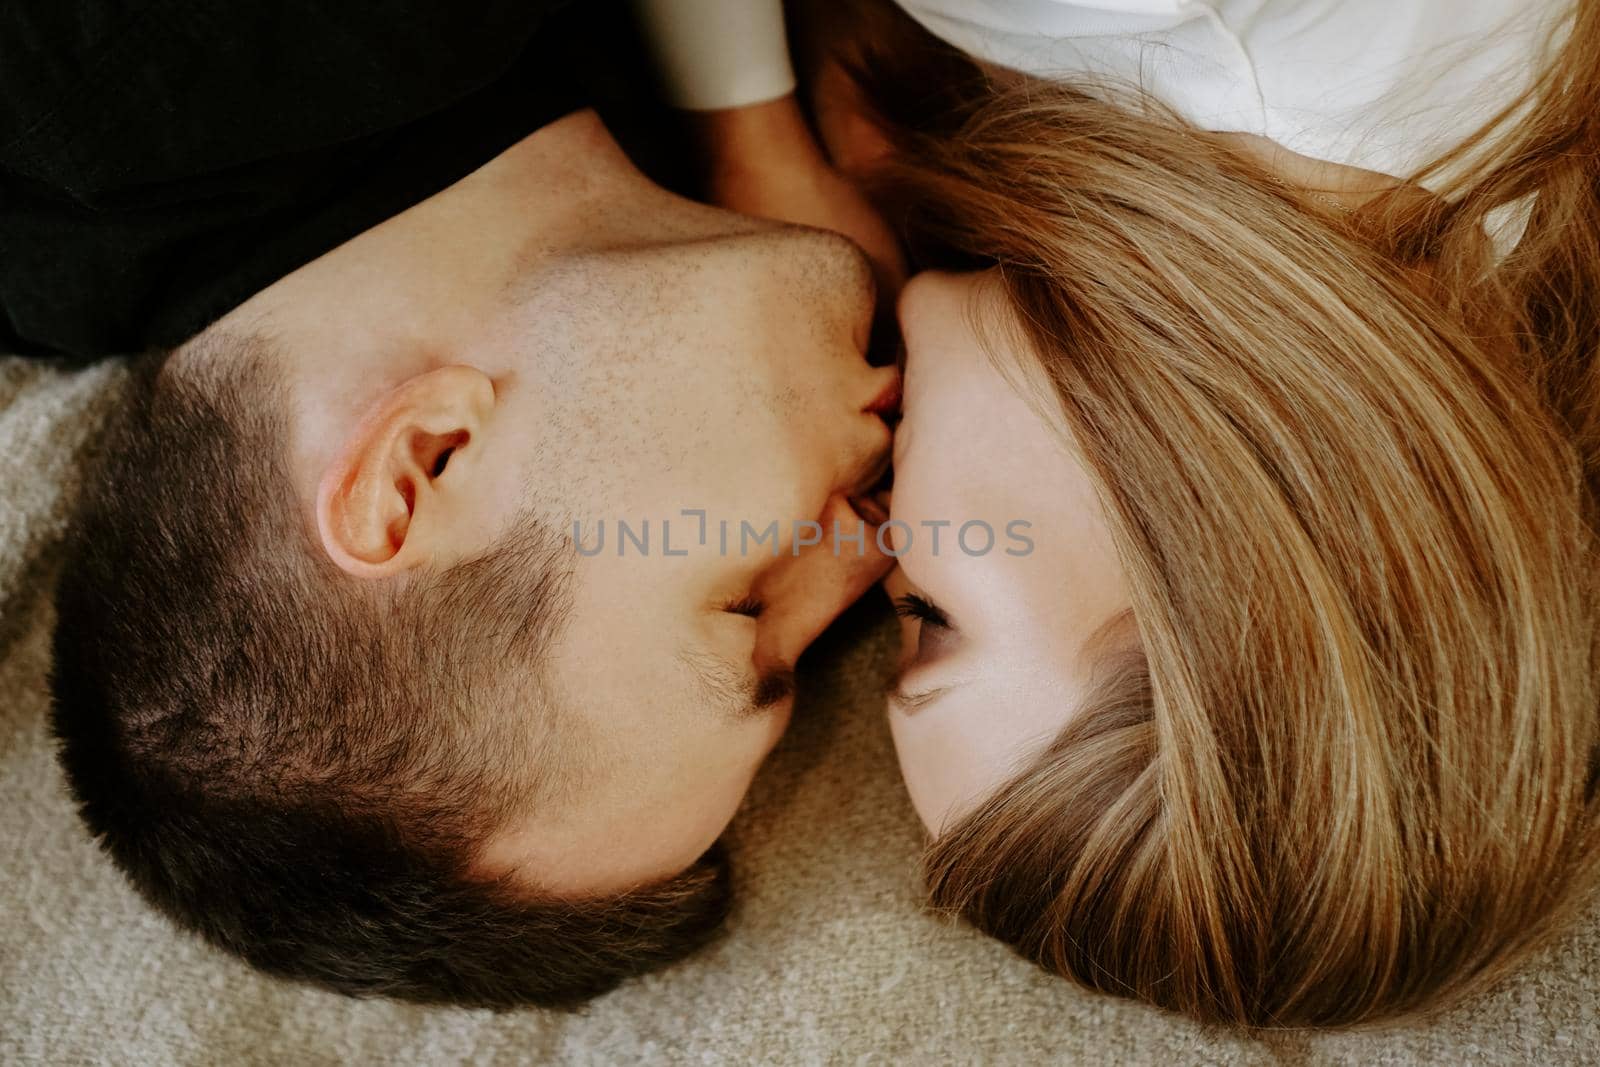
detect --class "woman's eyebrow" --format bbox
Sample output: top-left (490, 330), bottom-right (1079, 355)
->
top-left (887, 671), bottom-right (956, 714)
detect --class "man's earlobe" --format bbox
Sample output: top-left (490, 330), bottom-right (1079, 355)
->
top-left (316, 365), bottom-right (496, 577)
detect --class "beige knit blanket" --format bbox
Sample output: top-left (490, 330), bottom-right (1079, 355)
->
top-left (3, 355), bottom-right (1597, 1065)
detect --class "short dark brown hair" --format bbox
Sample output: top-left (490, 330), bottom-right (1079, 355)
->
top-left (50, 339), bottom-right (730, 1009)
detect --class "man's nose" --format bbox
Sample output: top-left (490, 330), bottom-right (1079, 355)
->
top-left (754, 494), bottom-right (893, 669)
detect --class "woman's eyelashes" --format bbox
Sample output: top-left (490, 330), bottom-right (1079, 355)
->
top-left (724, 594), bottom-right (765, 619)
top-left (894, 592), bottom-right (960, 666)
top-left (893, 592), bottom-right (949, 629)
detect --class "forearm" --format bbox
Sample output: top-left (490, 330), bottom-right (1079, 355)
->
top-left (630, 0), bottom-right (907, 294)
top-left (683, 94), bottom-right (825, 185)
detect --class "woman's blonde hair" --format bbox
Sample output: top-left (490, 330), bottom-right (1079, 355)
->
top-left (808, 0), bottom-right (1600, 1028)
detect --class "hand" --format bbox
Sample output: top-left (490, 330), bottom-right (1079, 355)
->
top-left (689, 95), bottom-right (908, 300)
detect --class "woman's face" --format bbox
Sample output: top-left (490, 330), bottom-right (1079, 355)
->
top-left (887, 270), bottom-right (1133, 835)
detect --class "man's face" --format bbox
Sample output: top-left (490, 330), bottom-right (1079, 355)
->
top-left (208, 110), bottom-right (897, 894)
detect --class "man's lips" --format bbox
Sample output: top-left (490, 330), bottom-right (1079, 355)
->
top-left (866, 373), bottom-right (902, 417)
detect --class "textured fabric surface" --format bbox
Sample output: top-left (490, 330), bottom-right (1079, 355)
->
top-left (2, 355), bottom-right (1597, 1064)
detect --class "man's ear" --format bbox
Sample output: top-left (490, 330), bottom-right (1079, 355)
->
top-left (316, 365), bottom-right (496, 577)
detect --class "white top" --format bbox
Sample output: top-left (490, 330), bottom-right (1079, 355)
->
top-left (631, 0), bottom-right (795, 110)
top-left (632, 0), bottom-right (1567, 183)
top-left (894, 0), bottom-right (1569, 183)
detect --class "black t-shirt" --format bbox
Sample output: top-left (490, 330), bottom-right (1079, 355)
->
top-left (0, 0), bottom-right (634, 360)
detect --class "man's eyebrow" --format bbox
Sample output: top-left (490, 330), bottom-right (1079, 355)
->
top-left (751, 665), bottom-right (798, 711)
top-left (682, 649), bottom-right (797, 720)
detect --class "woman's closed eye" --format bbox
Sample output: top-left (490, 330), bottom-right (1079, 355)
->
top-left (892, 592), bottom-right (962, 709)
